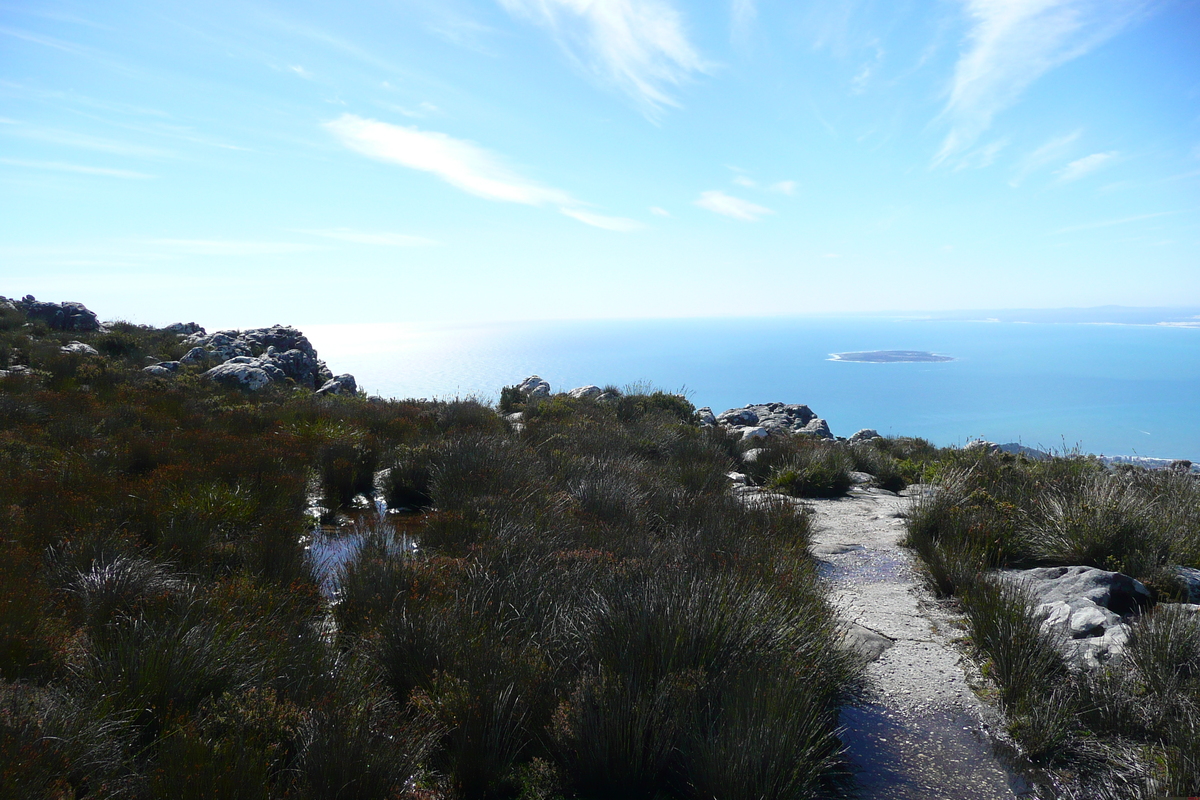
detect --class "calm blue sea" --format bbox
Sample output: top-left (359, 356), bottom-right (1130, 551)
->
top-left (301, 315), bottom-right (1200, 460)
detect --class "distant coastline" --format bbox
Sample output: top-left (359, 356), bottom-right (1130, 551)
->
top-left (830, 350), bottom-right (956, 363)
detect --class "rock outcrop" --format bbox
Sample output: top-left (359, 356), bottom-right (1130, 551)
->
top-left (708, 402), bottom-right (833, 440)
top-left (1175, 566), bottom-right (1200, 603)
top-left (175, 325), bottom-right (337, 391)
top-left (516, 375), bottom-right (551, 398)
top-left (567, 385), bottom-right (602, 399)
top-left (316, 374), bottom-right (357, 397)
top-left (10, 295), bottom-right (102, 331)
top-left (1004, 566), bottom-right (1152, 670)
top-left (60, 341), bottom-right (99, 356)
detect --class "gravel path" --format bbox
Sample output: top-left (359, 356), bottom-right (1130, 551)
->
top-left (804, 488), bottom-right (1031, 799)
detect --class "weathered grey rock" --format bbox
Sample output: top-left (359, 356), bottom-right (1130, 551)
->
top-left (568, 385), bottom-right (602, 399)
top-left (898, 483), bottom-right (938, 498)
top-left (165, 322), bottom-right (204, 335)
top-left (849, 428), bottom-right (881, 443)
top-left (1005, 566), bottom-right (1151, 669)
top-left (60, 340), bottom-right (99, 356)
top-left (965, 439), bottom-right (1000, 453)
top-left (740, 426), bottom-right (769, 441)
top-left (848, 486), bottom-right (899, 497)
top-left (181, 325), bottom-right (332, 389)
top-left (716, 402), bottom-right (820, 440)
top-left (695, 406), bottom-right (717, 427)
top-left (0, 365), bottom-right (32, 378)
top-left (1175, 566), bottom-right (1200, 603)
top-left (517, 375), bottom-right (551, 398)
top-left (14, 296), bottom-right (102, 331)
top-left (142, 361), bottom-right (181, 377)
top-left (726, 471), bottom-right (748, 484)
top-left (718, 407), bottom-right (760, 426)
top-left (799, 418), bottom-right (833, 439)
top-left (316, 373), bottom-right (357, 397)
top-left (848, 471), bottom-right (875, 485)
top-left (179, 347), bottom-right (212, 365)
top-left (842, 622), bottom-right (895, 663)
top-left (203, 362), bottom-right (273, 390)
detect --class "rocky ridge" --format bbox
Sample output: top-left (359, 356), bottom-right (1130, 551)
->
top-left (0, 296), bottom-right (354, 395)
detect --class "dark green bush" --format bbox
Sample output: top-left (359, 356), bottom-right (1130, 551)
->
top-left (767, 447), bottom-right (854, 498)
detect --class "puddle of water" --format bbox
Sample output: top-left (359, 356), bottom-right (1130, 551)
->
top-left (305, 499), bottom-right (422, 597)
top-left (818, 548), bottom-right (912, 583)
top-left (840, 703), bottom-right (1035, 799)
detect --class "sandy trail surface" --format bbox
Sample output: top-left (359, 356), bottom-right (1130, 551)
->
top-left (805, 489), bottom-right (1030, 799)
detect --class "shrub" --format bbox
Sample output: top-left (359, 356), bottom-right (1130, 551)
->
top-left (767, 447), bottom-right (854, 498)
top-left (380, 444), bottom-right (435, 510)
top-left (317, 432), bottom-right (379, 509)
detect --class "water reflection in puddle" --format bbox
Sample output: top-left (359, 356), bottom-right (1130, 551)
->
top-left (840, 703), bottom-right (1034, 799)
top-left (305, 499), bottom-right (421, 597)
top-left (818, 548), bottom-right (912, 584)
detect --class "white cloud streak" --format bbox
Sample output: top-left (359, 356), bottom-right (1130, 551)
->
top-left (497, 0), bottom-right (709, 115)
top-left (935, 0), bottom-right (1147, 165)
top-left (0, 157), bottom-right (153, 179)
top-left (297, 228), bottom-right (438, 246)
top-left (325, 114), bottom-right (572, 206)
top-left (559, 208), bottom-right (645, 231)
top-left (325, 115), bottom-right (640, 232)
top-left (649, 206), bottom-right (672, 216)
top-left (1056, 150), bottom-right (1118, 181)
top-left (770, 180), bottom-right (797, 195)
top-left (694, 190), bottom-right (774, 221)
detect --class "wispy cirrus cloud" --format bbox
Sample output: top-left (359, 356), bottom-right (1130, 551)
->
top-left (695, 190), bottom-right (774, 221)
top-left (1056, 150), bottom-right (1118, 181)
top-left (935, 0), bottom-right (1148, 165)
top-left (731, 0), bottom-right (757, 45)
top-left (1052, 209), bottom-right (1183, 234)
top-left (296, 228), bottom-right (438, 246)
top-left (325, 114), bottom-right (640, 231)
top-left (497, 0), bottom-right (709, 116)
top-left (559, 208), bottom-right (644, 231)
top-left (0, 157), bottom-right (153, 179)
top-left (1010, 130), bottom-right (1082, 186)
top-left (139, 239), bottom-right (320, 256)
top-left (3, 123), bottom-right (173, 158)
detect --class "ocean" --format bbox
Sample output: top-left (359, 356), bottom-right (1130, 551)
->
top-left (300, 313), bottom-right (1200, 461)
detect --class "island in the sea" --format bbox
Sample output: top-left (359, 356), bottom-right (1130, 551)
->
top-left (830, 350), bottom-right (955, 363)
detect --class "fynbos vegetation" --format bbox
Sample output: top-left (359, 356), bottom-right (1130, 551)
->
top-left (905, 448), bottom-right (1200, 797)
top-left (0, 304), bottom-right (858, 799)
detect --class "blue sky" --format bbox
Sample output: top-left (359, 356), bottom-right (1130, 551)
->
top-left (1, 0), bottom-right (1197, 328)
